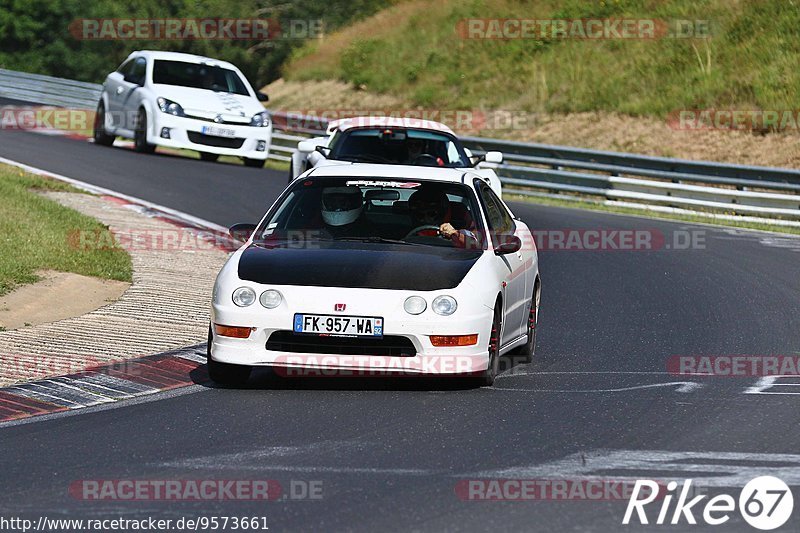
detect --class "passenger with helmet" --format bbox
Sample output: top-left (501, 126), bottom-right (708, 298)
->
top-left (406, 188), bottom-right (478, 248)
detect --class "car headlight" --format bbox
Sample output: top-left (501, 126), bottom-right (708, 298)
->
top-left (157, 97), bottom-right (185, 116)
top-left (232, 287), bottom-right (256, 307)
top-left (432, 295), bottom-right (457, 316)
top-left (404, 296), bottom-right (426, 315)
top-left (250, 111), bottom-right (270, 127)
top-left (259, 289), bottom-right (282, 309)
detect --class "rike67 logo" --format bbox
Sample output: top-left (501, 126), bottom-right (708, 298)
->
top-left (623, 476), bottom-right (794, 530)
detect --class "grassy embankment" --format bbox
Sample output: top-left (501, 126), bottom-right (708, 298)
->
top-left (0, 165), bottom-right (132, 297)
top-left (284, 0), bottom-right (798, 117)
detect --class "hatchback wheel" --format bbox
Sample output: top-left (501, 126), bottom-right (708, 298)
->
top-left (134, 109), bottom-right (155, 153)
top-left (93, 101), bottom-right (115, 146)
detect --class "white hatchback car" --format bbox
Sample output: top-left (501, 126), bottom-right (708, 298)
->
top-left (209, 164), bottom-right (540, 387)
top-left (93, 50), bottom-right (272, 167)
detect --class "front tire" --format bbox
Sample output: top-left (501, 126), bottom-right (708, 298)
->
top-left (243, 158), bottom-right (265, 168)
top-left (511, 282), bottom-right (540, 363)
top-left (206, 326), bottom-right (252, 386)
top-left (133, 108), bottom-right (155, 154)
top-left (479, 303), bottom-right (503, 386)
top-left (93, 101), bottom-right (115, 146)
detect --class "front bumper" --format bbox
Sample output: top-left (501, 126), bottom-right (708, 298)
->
top-left (209, 285), bottom-right (493, 375)
top-left (149, 113), bottom-right (272, 159)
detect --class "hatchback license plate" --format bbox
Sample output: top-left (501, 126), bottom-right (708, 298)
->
top-left (293, 314), bottom-right (383, 337)
top-left (201, 125), bottom-right (236, 138)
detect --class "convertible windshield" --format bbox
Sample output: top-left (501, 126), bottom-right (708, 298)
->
top-left (329, 129), bottom-right (471, 167)
top-left (151, 60), bottom-right (250, 96)
top-left (254, 178), bottom-right (484, 249)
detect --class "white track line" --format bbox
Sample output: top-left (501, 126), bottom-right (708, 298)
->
top-left (492, 382), bottom-right (703, 393)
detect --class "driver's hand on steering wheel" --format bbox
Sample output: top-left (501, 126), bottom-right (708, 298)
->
top-left (439, 223), bottom-right (457, 238)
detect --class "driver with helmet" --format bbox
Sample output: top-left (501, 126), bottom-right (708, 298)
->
top-left (406, 138), bottom-right (444, 166)
top-left (320, 186), bottom-right (368, 237)
top-left (407, 189), bottom-right (478, 248)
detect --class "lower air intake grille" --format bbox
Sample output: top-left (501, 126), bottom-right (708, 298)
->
top-left (266, 331), bottom-right (416, 357)
top-left (187, 131), bottom-right (245, 149)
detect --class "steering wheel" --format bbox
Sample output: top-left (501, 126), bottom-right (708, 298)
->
top-left (411, 154), bottom-right (441, 166)
top-left (403, 225), bottom-right (444, 240)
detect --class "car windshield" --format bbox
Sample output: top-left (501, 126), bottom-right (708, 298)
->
top-left (253, 178), bottom-right (484, 249)
top-left (151, 60), bottom-right (250, 96)
top-left (329, 129), bottom-right (471, 167)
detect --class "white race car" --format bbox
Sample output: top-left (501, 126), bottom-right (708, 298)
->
top-left (289, 116), bottom-right (505, 194)
top-left (208, 163), bottom-right (540, 387)
top-left (93, 50), bottom-right (272, 167)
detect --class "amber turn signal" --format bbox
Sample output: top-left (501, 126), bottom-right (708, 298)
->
top-left (430, 334), bottom-right (479, 347)
top-left (213, 324), bottom-right (253, 339)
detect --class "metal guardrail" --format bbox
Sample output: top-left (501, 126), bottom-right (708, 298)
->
top-left (2, 70), bottom-right (799, 221)
top-left (270, 112), bottom-right (800, 221)
top-left (0, 69), bottom-right (102, 109)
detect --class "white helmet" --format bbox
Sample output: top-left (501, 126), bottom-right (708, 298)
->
top-left (321, 186), bottom-right (363, 226)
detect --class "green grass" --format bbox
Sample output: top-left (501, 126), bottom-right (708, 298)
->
top-left (0, 166), bottom-right (132, 296)
top-left (505, 192), bottom-right (800, 236)
top-left (285, 0), bottom-right (800, 120)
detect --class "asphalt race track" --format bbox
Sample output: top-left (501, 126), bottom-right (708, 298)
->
top-left (0, 128), bottom-right (799, 531)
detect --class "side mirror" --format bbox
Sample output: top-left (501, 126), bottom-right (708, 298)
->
top-left (257, 92), bottom-right (269, 102)
top-left (297, 140), bottom-right (319, 154)
top-left (484, 151), bottom-right (503, 164)
top-left (494, 235), bottom-right (522, 255)
top-left (229, 223), bottom-right (257, 243)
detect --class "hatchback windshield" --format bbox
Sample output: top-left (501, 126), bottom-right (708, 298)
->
top-left (253, 178), bottom-right (484, 249)
top-left (329, 129), bottom-right (471, 167)
top-left (151, 60), bottom-right (250, 96)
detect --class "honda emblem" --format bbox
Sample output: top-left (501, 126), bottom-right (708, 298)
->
top-left (334, 303), bottom-right (346, 312)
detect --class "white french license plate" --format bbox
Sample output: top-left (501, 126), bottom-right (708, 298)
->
top-left (201, 125), bottom-right (236, 137)
top-left (293, 314), bottom-right (383, 337)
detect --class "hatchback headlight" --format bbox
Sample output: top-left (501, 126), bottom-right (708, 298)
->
top-left (232, 287), bottom-right (256, 307)
top-left (259, 289), bottom-right (282, 309)
top-left (432, 295), bottom-right (457, 316)
top-left (250, 111), bottom-right (271, 127)
top-left (404, 296), bottom-right (427, 315)
top-left (157, 97), bottom-right (185, 116)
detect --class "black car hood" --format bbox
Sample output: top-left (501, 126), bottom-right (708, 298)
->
top-left (237, 242), bottom-right (481, 290)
